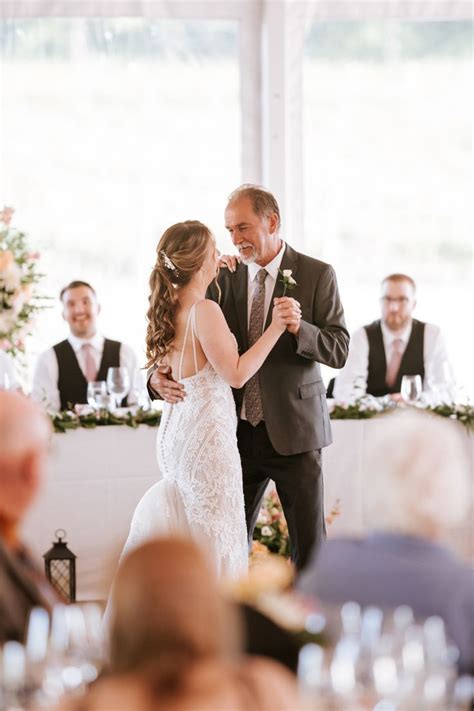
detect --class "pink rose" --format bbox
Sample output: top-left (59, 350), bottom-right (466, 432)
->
top-left (0, 206), bottom-right (14, 225)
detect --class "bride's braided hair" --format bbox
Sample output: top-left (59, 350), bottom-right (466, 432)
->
top-left (145, 220), bottom-right (213, 367)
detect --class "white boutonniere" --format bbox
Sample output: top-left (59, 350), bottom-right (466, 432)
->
top-left (279, 268), bottom-right (297, 296)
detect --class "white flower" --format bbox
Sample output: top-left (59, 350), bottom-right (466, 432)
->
top-left (282, 269), bottom-right (292, 278)
top-left (288, 276), bottom-right (296, 285)
top-left (261, 525), bottom-right (273, 537)
top-left (257, 509), bottom-right (271, 525)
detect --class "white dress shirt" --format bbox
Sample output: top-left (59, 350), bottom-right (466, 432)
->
top-left (241, 241), bottom-right (286, 420)
top-left (31, 333), bottom-right (138, 411)
top-left (333, 320), bottom-right (455, 402)
top-left (0, 350), bottom-right (19, 389)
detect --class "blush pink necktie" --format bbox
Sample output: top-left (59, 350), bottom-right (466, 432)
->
top-left (81, 343), bottom-right (97, 382)
top-left (385, 338), bottom-right (404, 388)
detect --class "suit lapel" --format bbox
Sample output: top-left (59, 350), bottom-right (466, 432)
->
top-left (264, 243), bottom-right (299, 329)
top-left (231, 263), bottom-right (249, 350)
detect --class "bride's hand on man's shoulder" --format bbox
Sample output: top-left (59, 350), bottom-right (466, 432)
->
top-left (218, 253), bottom-right (241, 273)
top-left (150, 365), bottom-right (185, 403)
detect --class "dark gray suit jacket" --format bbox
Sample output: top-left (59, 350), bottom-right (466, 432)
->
top-left (208, 243), bottom-right (349, 455)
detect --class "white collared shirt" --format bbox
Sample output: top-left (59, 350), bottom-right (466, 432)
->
top-left (333, 319), bottom-right (455, 401)
top-left (31, 333), bottom-right (138, 412)
top-left (246, 241), bottom-right (286, 328)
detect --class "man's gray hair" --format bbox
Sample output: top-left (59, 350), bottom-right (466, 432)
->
top-left (227, 184), bottom-right (281, 231)
top-left (363, 409), bottom-right (469, 536)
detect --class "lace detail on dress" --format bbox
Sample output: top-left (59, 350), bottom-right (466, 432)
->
top-left (120, 304), bottom-right (248, 580)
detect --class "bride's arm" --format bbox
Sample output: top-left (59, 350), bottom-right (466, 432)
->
top-left (195, 300), bottom-right (287, 389)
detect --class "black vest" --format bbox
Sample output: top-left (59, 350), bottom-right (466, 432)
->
top-left (53, 339), bottom-right (124, 411)
top-left (365, 319), bottom-right (425, 397)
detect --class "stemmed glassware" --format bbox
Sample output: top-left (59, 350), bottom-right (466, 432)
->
top-left (132, 369), bottom-right (151, 409)
top-left (297, 605), bottom-right (458, 710)
top-left (106, 367), bottom-right (130, 410)
top-left (86, 381), bottom-right (108, 410)
top-left (400, 374), bottom-right (422, 405)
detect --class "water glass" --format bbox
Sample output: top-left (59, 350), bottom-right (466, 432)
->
top-left (106, 367), bottom-right (130, 409)
top-left (400, 375), bottom-right (422, 404)
top-left (0, 372), bottom-right (12, 390)
top-left (87, 381), bottom-right (107, 409)
top-left (132, 369), bottom-right (151, 409)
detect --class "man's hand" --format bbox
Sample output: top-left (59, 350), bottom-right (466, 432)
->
top-left (218, 254), bottom-right (241, 273)
top-left (273, 296), bottom-right (302, 335)
top-left (150, 365), bottom-right (185, 404)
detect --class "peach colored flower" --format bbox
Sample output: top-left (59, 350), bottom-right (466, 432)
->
top-left (0, 250), bottom-right (14, 271)
top-left (21, 283), bottom-right (33, 300)
top-left (0, 206), bottom-right (14, 225)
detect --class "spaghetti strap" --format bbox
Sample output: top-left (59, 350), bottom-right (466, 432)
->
top-left (178, 302), bottom-right (200, 380)
top-left (190, 305), bottom-right (199, 374)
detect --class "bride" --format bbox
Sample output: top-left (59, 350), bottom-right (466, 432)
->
top-left (117, 220), bottom-right (287, 579)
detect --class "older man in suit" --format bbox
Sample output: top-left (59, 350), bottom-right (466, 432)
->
top-left (0, 391), bottom-right (56, 642)
top-left (150, 185), bottom-right (349, 568)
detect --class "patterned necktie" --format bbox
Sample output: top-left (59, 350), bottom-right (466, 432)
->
top-left (244, 269), bottom-right (268, 426)
top-left (81, 343), bottom-right (97, 382)
top-left (385, 337), bottom-right (404, 388)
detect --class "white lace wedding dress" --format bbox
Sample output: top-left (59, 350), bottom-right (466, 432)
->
top-left (118, 303), bottom-right (248, 579)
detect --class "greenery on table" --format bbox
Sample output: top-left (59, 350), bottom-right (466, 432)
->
top-left (50, 399), bottom-right (474, 434)
top-left (330, 399), bottom-right (474, 430)
top-left (52, 407), bottom-right (162, 433)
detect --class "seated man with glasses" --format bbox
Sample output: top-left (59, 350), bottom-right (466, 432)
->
top-left (333, 273), bottom-right (454, 401)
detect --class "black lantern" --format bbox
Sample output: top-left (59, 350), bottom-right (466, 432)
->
top-left (43, 528), bottom-right (76, 603)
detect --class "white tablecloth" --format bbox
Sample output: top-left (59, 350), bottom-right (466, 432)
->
top-left (23, 420), bottom-right (473, 601)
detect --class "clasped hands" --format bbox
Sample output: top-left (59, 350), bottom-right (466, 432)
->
top-left (219, 253), bottom-right (301, 336)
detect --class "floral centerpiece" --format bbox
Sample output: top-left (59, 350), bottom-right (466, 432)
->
top-left (253, 491), bottom-right (342, 559)
top-left (253, 490), bottom-right (291, 556)
top-left (0, 206), bottom-right (48, 358)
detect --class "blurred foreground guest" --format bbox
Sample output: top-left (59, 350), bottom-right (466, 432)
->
top-left (0, 350), bottom-right (19, 390)
top-left (0, 391), bottom-right (56, 642)
top-left (334, 274), bottom-right (455, 401)
top-left (73, 538), bottom-right (299, 711)
top-left (298, 410), bottom-right (474, 674)
top-left (32, 280), bottom-right (137, 411)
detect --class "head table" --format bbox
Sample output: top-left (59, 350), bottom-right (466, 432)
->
top-left (23, 420), bottom-right (473, 601)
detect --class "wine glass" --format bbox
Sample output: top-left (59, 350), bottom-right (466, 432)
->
top-left (400, 375), bottom-right (422, 405)
top-left (86, 381), bottom-right (107, 409)
top-left (106, 367), bottom-right (130, 410)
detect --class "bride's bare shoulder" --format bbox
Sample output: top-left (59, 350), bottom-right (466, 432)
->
top-left (195, 299), bottom-right (224, 318)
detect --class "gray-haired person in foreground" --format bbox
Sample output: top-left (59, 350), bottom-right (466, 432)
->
top-left (298, 408), bottom-right (474, 675)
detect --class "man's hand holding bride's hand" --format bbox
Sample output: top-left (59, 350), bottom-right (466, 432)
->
top-left (150, 365), bottom-right (186, 404)
top-left (272, 297), bottom-right (302, 335)
top-left (218, 254), bottom-right (241, 273)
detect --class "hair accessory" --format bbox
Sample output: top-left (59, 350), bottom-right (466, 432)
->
top-left (160, 250), bottom-right (178, 272)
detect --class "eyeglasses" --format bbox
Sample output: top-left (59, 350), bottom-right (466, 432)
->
top-left (381, 296), bottom-right (410, 305)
